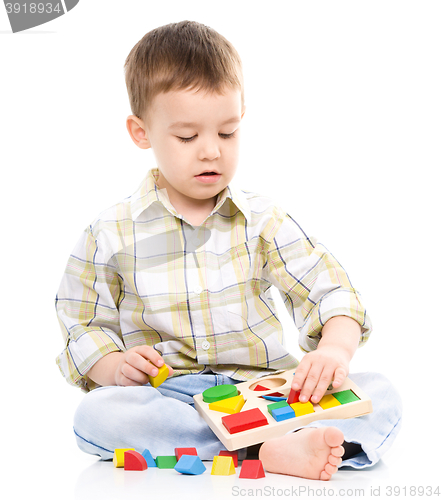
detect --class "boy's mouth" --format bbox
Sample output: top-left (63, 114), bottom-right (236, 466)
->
top-left (196, 171), bottom-right (219, 176)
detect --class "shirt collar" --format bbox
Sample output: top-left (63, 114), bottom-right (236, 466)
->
top-left (130, 168), bottom-right (251, 223)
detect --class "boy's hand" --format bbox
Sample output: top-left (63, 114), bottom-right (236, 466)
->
top-left (115, 346), bottom-right (173, 387)
top-left (291, 345), bottom-right (350, 403)
top-left (291, 316), bottom-right (361, 404)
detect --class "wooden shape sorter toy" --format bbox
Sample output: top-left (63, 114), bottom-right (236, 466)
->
top-left (193, 369), bottom-right (372, 451)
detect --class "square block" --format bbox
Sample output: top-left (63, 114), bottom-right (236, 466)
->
top-left (175, 447), bottom-right (198, 461)
top-left (290, 401), bottom-right (315, 416)
top-left (318, 394), bottom-right (341, 410)
top-left (332, 389), bottom-right (360, 404)
top-left (148, 364), bottom-right (169, 388)
top-left (267, 401), bottom-right (289, 414)
top-left (271, 405), bottom-right (296, 422)
top-left (155, 455), bottom-right (178, 468)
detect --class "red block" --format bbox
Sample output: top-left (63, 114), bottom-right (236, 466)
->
top-left (253, 384), bottom-right (269, 391)
top-left (219, 450), bottom-right (238, 467)
top-left (239, 459), bottom-right (266, 479)
top-left (124, 450), bottom-right (148, 471)
top-left (222, 408), bottom-right (268, 434)
top-left (287, 388), bottom-right (300, 404)
top-left (175, 447), bottom-right (198, 461)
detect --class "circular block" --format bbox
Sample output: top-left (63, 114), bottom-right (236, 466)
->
top-left (202, 384), bottom-right (238, 403)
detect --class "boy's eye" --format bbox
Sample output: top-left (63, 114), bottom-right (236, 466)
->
top-left (177, 132), bottom-right (236, 143)
top-left (178, 135), bottom-right (196, 143)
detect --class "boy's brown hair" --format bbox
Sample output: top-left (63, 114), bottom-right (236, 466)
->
top-left (124, 20), bottom-right (244, 124)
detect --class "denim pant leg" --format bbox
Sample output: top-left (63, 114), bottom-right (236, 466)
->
top-left (73, 374), bottom-right (245, 461)
top-left (301, 372), bottom-right (403, 469)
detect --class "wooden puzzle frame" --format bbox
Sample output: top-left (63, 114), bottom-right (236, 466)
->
top-left (193, 369), bottom-right (372, 451)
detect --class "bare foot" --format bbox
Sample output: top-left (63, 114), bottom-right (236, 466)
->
top-left (259, 427), bottom-right (345, 480)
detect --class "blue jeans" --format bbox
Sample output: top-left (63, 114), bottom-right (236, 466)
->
top-left (73, 371), bottom-right (402, 468)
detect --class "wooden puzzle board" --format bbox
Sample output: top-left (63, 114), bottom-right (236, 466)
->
top-left (193, 369), bottom-right (372, 451)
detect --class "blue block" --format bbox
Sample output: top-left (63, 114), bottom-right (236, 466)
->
top-left (271, 405), bottom-right (296, 422)
top-left (174, 455), bottom-right (206, 475)
top-left (141, 449), bottom-right (157, 467)
top-left (261, 395), bottom-right (287, 402)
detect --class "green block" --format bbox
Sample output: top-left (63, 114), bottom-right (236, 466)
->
top-left (155, 455), bottom-right (178, 468)
top-left (267, 400), bottom-right (289, 414)
top-left (332, 389), bottom-right (360, 405)
top-left (202, 384), bottom-right (238, 403)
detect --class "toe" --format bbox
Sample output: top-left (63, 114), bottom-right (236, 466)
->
top-left (329, 454), bottom-right (342, 467)
top-left (331, 445), bottom-right (345, 458)
top-left (320, 470), bottom-right (332, 481)
top-left (324, 463), bottom-right (338, 476)
top-left (323, 427), bottom-right (345, 448)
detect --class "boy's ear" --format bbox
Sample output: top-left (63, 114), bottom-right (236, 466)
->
top-left (126, 115), bottom-right (151, 149)
top-left (241, 105), bottom-right (246, 119)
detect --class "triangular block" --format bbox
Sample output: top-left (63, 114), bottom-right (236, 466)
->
top-left (141, 449), bottom-right (157, 467)
top-left (253, 384), bottom-right (269, 391)
top-left (175, 455), bottom-right (206, 475)
top-left (209, 394), bottom-right (245, 414)
top-left (219, 450), bottom-right (238, 467)
top-left (239, 459), bottom-right (265, 479)
top-left (113, 448), bottom-right (135, 468)
top-left (124, 450), bottom-right (148, 471)
top-left (211, 455), bottom-right (236, 475)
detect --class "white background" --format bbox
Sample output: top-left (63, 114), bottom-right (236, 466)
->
top-left (1, 1), bottom-right (440, 499)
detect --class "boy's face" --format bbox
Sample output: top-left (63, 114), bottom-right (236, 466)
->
top-left (127, 87), bottom-right (245, 217)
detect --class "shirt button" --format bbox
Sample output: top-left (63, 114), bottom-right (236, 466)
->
top-left (194, 285), bottom-right (203, 295)
top-left (201, 340), bottom-right (210, 351)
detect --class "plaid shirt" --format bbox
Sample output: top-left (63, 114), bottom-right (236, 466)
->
top-left (55, 168), bottom-right (371, 392)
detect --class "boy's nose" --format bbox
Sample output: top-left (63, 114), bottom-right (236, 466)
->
top-left (198, 141), bottom-right (221, 161)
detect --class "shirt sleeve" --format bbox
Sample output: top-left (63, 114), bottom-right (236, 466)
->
top-left (264, 212), bottom-right (372, 353)
top-left (55, 225), bottom-right (125, 391)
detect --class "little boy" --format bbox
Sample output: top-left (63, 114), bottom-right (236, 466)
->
top-left (55, 21), bottom-right (402, 480)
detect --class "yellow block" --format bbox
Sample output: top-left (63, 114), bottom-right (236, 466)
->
top-left (290, 401), bottom-right (315, 416)
top-left (113, 448), bottom-right (135, 468)
top-left (318, 394), bottom-right (341, 410)
top-left (148, 364), bottom-right (169, 388)
top-left (209, 394), bottom-right (245, 414)
top-left (211, 455), bottom-right (236, 476)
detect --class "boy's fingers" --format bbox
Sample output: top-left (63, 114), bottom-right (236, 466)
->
top-left (118, 364), bottom-right (147, 385)
top-left (291, 359), bottom-right (312, 391)
top-left (127, 350), bottom-right (161, 377)
top-left (136, 346), bottom-right (165, 368)
top-left (311, 367), bottom-right (334, 403)
top-left (332, 367), bottom-right (347, 388)
top-left (298, 365), bottom-right (324, 402)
